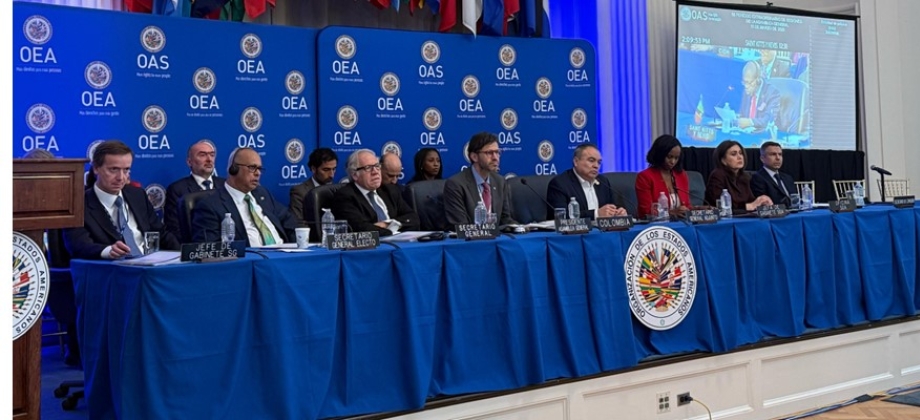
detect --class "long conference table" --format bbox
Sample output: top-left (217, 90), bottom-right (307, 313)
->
top-left (72, 204), bottom-right (920, 419)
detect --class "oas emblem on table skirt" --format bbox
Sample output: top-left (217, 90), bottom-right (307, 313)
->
top-left (13, 232), bottom-right (50, 341)
top-left (624, 226), bottom-right (697, 331)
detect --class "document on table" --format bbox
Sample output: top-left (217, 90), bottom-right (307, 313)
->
top-left (115, 251), bottom-right (182, 266)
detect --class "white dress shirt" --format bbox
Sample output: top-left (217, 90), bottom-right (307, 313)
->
top-left (224, 184), bottom-right (283, 246)
top-left (94, 185), bottom-right (144, 259)
top-left (574, 172), bottom-right (599, 219)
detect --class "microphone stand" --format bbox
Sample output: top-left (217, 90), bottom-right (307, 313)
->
top-left (879, 172), bottom-right (887, 203)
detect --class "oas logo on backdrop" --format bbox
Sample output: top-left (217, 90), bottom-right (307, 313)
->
top-left (84, 61), bottom-right (113, 90)
top-left (498, 44), bottom-right (517, 66)
top-left (145, 184), bottom-right (166, 211)
top-left (569, 47), bottom-right (586, 69)
top-left (140, 26), bottom-right (166, 53)
top-left (461, 75), bottom-right (480, 98)
top-left (571, 108), bottom-right (587, 130)
top-left (335, 35), bottom-right (357, 60)
top-left (382, 141), bottom-right (402, 158)
top-left (537, 140), bottom-right (554, 162)
top-left (240, 33), bottom-right (262, 59)
top-left (23, 15), bottom-right (52, 45)
top-left (500, 108), bottom-right (518, 131)
top-left (536, 77), bottom-right (553, 99)
top-left (421, 40), bottom-right (441, 64)
top-left (285, 70), bottom-right (305, 95)
top-left (380, 72), bottom-right (400, 96)
top-left (13, 232), bottom-right (50, 341)
top-left (285, 138), bottom-right (305, 164)
top-left (26, 104), bottom-right (55, 134)
top-left (240, 107), bottom-right (263, 133)
top-left (142, 105), bottom-right (167, 133)
top-left (193, 67), bottom-right (216, 94)
top-left (337, 105), bottom-right (358, 130)
top-left (462, 141), bottom-right (471, 164)
top-left (624, 226), bottom-right (697, 330)
top-left (86, 139), bottom-right (104, 161)
top-left (423, 107), bottom-right (442, 131)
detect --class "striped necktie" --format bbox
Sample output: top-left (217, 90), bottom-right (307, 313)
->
top-left (245, 194), bottom-right (276, 245)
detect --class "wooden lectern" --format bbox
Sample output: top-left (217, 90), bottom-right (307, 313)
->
top-left (12, 159), bottom-right (86, 419)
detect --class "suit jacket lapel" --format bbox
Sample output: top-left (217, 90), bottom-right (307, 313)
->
top-left (123, 189), bottom-right (149, 233)
top-left (569, 170), bottom-right (589, 210)
top-left (252, 187), bottom-right (286, 240)
top-left (86, 189), bottom-right (121, 242)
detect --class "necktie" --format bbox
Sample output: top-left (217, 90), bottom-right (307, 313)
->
top-left (367, 191), bottom-right (388, 222)
top-left (245, 194), bottom-right (276, 245)
top-left (774, 173), bottom-right (790, 197)
top-left (114, 196), bottom-right (143, 256)
top-left (749, 95), bottom-right (757, 119)
top-left (202, 180), bottom-right (212, 190)
top-left (481, 181), bottom-right (492, 211)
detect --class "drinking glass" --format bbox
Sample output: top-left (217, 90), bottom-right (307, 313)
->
top-left (789, 193), bottom-right (801, 210)
top-left (144, 232), bottom-right (160, 255)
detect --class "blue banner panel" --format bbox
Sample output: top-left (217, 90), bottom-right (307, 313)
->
top-left (316, 27), bottom-right (597, 183)
top-left (13, 3), bottom-right (317, 206)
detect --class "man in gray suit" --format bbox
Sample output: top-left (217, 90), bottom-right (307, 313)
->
top-left (288, 147), bottom-right (337, 225)
top-left (444, 132), bottom-right (517, 230)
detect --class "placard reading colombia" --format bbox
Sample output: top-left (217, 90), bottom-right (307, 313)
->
top-left (624, 226), bottom-right (696, 331)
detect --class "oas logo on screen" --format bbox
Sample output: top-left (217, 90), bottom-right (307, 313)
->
top-left (240, 33), bottom-right (262, 59)
top-left (571, 108), bottom-right (587, 130)
top-left (381, 141), bottom-right (402, 158)
top-left (461, 75), bottom-right (480, 98)
top-left (142, 105), bottom-right (167, 133)
top-left (13, 232), bottom-right (50, 341)
top-left (500, 108), bottom-right (518, 131)
top-left (335, 35), bottom-right (357, 60)
top-left (420, 40), bottom-right (441, 64)
top-left (380, 72), bottom-right (401, 96)
top-left (140, 26), bottom-right (166, 53)
top-left (193, 67), bottom-right (216, 94)
top-left (84, 61), bottom-right (113, 90)
top-left (26, 104), bottom-right (55, 134)
top-left (680, 6), bottom-right (693, 21)
top-left (624, 226), bottom-right (697, 331)
top-left (145, 184), bottom-right (166, 211)
top-left (285, 138), bottom-right (305, 164)
top-left (240, 107), bottom-right (263, 133)
top-left (23, 15), bottom-right (52, 45)
top-left (423, 107), bottom-right (442, 131)
top-left (285, 70), bottom-right (305, 95)
top-left (337, 105), bottom-right (358, 130)
top-left (536, 77), bottom-right (553, 99)
top-left (498, 44), bottom-right (517, 66)
top-left (537, 140), bottom-right (554, 162)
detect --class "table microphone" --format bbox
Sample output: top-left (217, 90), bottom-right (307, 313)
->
top-left (870, 165), bottom-right (892, 176)
top-left (519, 178), bottom-right (558, 218)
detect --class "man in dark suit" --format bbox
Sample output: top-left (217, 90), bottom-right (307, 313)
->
top-left (163, 140), bottom-right (225, 242)
top-left (547, 144), bottom-right (628, 219)
top-left (191, 147), bottom-right (296, 246)
top-left (737, 60), bottom-right (781, 131)
top-left (759, 49), bottom-right (792, 79)
top-left (332, 149), bottom-right (419, 236)
top-left (289, 147), bottom-right (337, 225)
top-left (64, 140), bottom-right (179, 259)
top-left (443, 132), bottom-right (517, 229)
top-left (751, 141), bottom-right (797, 207)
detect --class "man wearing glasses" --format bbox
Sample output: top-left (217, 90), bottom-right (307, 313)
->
top-left (443, 132), bottom-right (518, 230)
top-left (64, 140), bottom-right (179, 259)
top-left (332, 149), bottom-right (419, 236)
top-left (191, 147), bottom-right (296, 246)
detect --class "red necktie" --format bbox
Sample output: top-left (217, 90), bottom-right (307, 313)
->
top-left (749, 95), bottom-right (757, 119)
top-left (481, 182), bottom-right (492, 211)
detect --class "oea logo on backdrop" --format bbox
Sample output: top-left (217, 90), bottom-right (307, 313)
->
top-left (570, 108), bottom-right (591, 144)
top-left (335, 105), bottom-right (361, 146)
top-left (239, 33), bottom-right (265, 75)
top-left (535, 140), bottom-right (557, 175)
top-left (458, 75), bottom-right (484, 117)
top-left (568, 47), bottom-right (589, 83)
top-left (533, 77), bottom-right (556, 115)
top-left (140, 105), bottom-right (171, 150)
top-left (421, 107), bottom-right (444, 147)
top-left (190, 67), bottom-right (221, 113)
top-left (332, 35), bottom-right (360, 77)
top-left (377, 72), bottom-right (405, 116)
top-left (82, 61), bottom-right (116, 109)
top-left (498, 108), bottom-right (521, 148)
top-left (495, 44), bottom-right (520, 86)
top-left (138, 26), bottom-right (169, 71)
top-left (418, 40), bottom-right (444, 83)
top-left (282, 138), bottom-right (308, 179)
top-left (23, 103), bottom-right (58, 153)
top-left (239, 107), bottom-right (265, 148)
top-left (20, 15), bottom-right (57, 65)
top-left (282, 70), bottom-right (309, 112)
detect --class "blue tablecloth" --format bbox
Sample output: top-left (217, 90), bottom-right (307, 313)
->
top-left (71, 204), bottom-right (920, 419)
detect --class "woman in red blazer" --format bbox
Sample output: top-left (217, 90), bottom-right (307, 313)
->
top-left (635, 135), bottom-right (691, 219)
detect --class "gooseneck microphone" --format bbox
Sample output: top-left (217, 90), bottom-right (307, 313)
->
top-left (519, 178), bottom-right (557, 218)
top-left (870, 165), bottom-right (892, 176)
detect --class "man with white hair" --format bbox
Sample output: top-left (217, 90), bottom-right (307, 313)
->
top-left (331, 149), bottom-right (419, 236)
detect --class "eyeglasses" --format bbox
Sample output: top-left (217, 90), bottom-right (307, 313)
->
top-left (478, 149), bottom-right (502, 157)
top-left (355, 163), bottom-right (382, 173)
top-left (234, 162), bottom-right (264, 173)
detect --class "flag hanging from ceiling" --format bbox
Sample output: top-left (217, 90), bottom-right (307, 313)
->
top-left (461, 0), bottom-right (481, 35)
top-left (438, 0), bottom-right (456, 31)
top-left (480, 0), bottom-right (502, 35)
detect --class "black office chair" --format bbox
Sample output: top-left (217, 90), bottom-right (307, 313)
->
top-left (686, 170), bottom-right (706, 206)
top-left (600, 172), bottom-right (639, 216)
top-left (306, 183), bottom-right (346, 242)
top-left (406, 180), bottom-right (448, 231)
top-left (46, 229), bottom-right (84, 410)
top-left (507, 175), bottom-right (552, 223)
top-left (178, 190), bottom-right (217, 243)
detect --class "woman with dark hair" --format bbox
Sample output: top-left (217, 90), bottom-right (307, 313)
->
top-left (705, 140), bottom-right (773, 211)
top-left (635, 134), bottom-right (691, 219)
top-left (409, 147), bottom-right (442, 183)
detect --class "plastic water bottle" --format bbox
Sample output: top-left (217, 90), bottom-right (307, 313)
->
top-left (567, 197), bottom-right (580, 220)
top-left (854, 181), bottom-right (865, 207)
top-left (801, 185), bottom-right (813, 210)
top-left (220, 213), bottom-right (235, 245)
top-left (474, 201), bottom-right (487, 225)
top-left (719, 189), bottom-right (732, 219)
top-left (321, 208), bottom-right (335, 248)
top-left (657, 192), bottom-right (669, 221)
